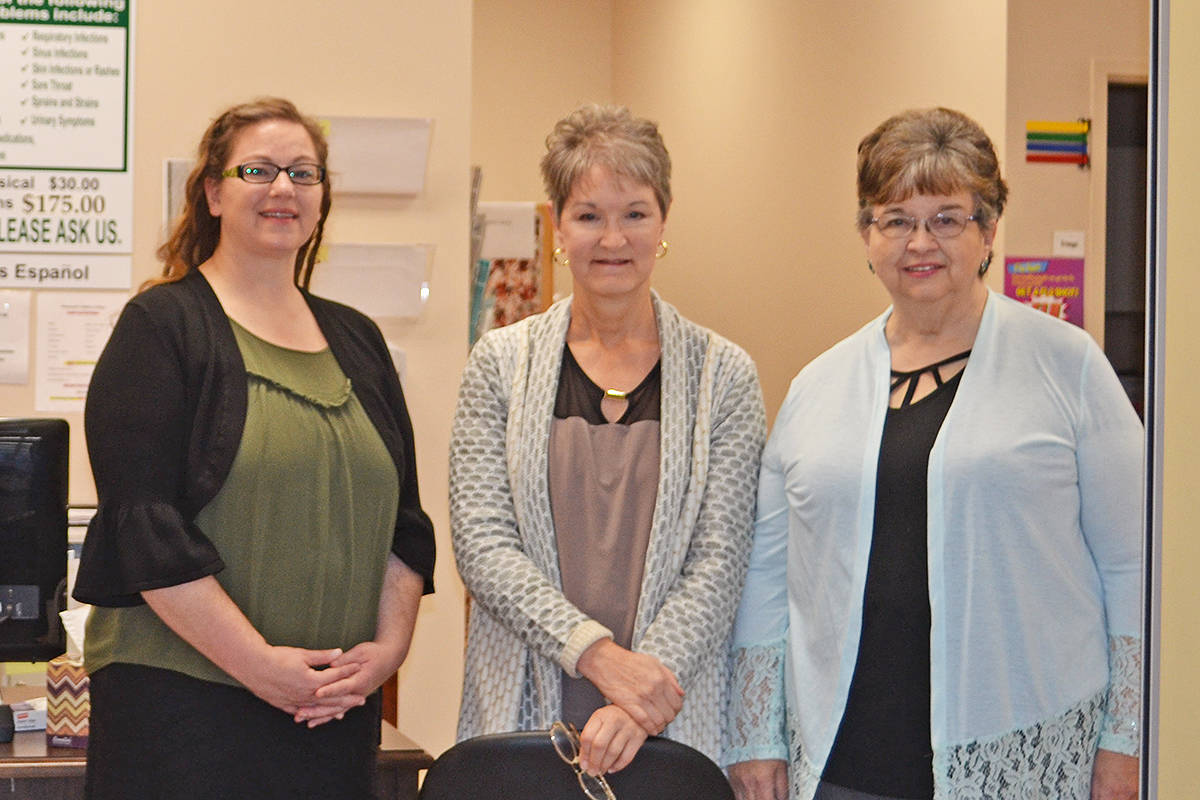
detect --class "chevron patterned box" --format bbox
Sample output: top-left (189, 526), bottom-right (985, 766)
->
top-left (46, 655), bottom-right (89, 748)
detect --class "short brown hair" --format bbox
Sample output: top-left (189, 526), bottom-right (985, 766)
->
top-left (153, 97), bottom-right (331, 289)
top-left (856, 107), bottom-right (1007, 231)
top-left (540, 103), bottom-right (671, 220)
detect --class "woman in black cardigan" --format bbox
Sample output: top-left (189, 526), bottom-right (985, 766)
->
top-left (75, 98), bottom-right (435, 799)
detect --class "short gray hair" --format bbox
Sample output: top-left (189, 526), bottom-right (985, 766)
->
top-left (541, 103), bottom-right (672, 220)
top-left (856, 107), bottom-right (1008, 231)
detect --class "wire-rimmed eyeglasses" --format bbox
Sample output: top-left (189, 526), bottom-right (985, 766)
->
top-left (220, 161), bottom-right (326, 185)
top-left (550, 721), bottom-right (617, 800)
top-left (870, 209), bottom-right (980, 239)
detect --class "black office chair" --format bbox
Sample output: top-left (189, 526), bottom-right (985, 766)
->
top-left (419, 729), bottom-right (735, 800)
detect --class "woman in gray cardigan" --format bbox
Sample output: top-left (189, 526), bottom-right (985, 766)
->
top-left (450, 103), bottom-right (766, 779)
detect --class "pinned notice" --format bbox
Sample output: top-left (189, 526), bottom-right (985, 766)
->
top-left (34, 290), bottom-right (125, 411)
top-left (1004, 256), bottom-right (1085, 328)
top-left (0, 289), bottom-right (31, 383)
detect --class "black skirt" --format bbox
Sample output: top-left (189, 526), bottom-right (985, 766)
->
top-left (85, 663), bottom-right (379, 800)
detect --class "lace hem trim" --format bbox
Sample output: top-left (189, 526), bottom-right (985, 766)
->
top-left (936, 689), bottom-right (1104, 798)
top-left (778, 690), bottom-right (1113, 799)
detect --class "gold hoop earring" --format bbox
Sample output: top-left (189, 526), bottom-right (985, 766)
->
top-left (656, 240), bottom-right (670, 259)
top-left (553, 247), bottom-right (570, 268)
top-left (867, 260), bottom-right (875, 274)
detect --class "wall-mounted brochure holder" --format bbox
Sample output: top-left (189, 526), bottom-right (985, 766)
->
top-left (309, 242), bottom-right (434, 320)
top-left (163, 158), bottom-right (192, 228)
top-left (162, 114), bottom-right (433, 225)
top-left (387, 342), bottom-right (407, 388)
top-left (320, 116), bottom-right (434, 195)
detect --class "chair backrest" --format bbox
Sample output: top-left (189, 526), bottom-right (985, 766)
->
top-left (419, 730), bottom-right (735, 800)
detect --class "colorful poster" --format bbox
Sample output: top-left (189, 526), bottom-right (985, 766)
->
top-left (0, 0), bottom-right (134, 289)
top-left (470, 202), bottom-right (544, 345)
top-left (1004, 256), bottom-right (1084, 328)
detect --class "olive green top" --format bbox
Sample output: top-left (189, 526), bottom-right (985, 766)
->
top-left (85, 320), bottom-right (399, 687)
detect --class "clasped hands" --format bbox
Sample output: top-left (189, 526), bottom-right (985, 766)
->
top-left (573, 639), bottom-right (685, 777)
top-left (243, 640), bottom-right (403, 728)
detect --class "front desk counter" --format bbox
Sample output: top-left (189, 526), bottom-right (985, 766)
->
top-left (0, 721), bottom-right (433, 799)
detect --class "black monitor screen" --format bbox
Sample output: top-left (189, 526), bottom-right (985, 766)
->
top-left (0, 418), bottom-right (68, 662)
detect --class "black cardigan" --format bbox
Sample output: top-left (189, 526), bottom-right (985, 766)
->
top-left (74, 270), bottom-right (435, 607)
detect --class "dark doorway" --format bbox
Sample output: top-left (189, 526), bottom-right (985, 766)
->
top-left (1105, 82), bottom-right (1148, 418)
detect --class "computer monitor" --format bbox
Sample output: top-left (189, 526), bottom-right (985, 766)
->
top-left (0, 418), bottom-right (68, 662)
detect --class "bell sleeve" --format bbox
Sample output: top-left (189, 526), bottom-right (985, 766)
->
top-left (73, 301), bottom-right (225, 607)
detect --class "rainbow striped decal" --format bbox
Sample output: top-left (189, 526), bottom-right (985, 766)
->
top-left (1026, 120), bottom-right (1090, 165)
top-left (45, 655), bottom-right (90, 749)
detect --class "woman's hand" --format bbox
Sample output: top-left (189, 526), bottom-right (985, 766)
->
top-left (295, 556), bottom-right (425, 728)
top-left (576, 639), bottom-right (684, 734)
top-left (239, 645), bottom-right (362, 715)
top-left (1091, 749), bottom-right (1138, 800)
top-left (578, 704), bottom-right (648, 776)
top-left (143, 577), bottom-right (360, 716)
top-left (293, 641), bottom-right (399, 727)
top-left (728, 759), bottom-right (788, 800)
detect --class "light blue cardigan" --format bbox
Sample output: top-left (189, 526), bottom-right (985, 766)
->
top-left (725, 290), bottom-right (1143, 799)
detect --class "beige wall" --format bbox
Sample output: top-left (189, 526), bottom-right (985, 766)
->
top-left (472, 0), bottom-right (613, 203)
top-left (0, 0), bottom-right (472, 757)
top-left (608, 1), bottom-right (1005, 416)
top-left (470, 0), bottom-right (1155, 415)
top-left (1006, 0), bottom-right (1148, 342)
top-left (471, 0), bottom-right (1007, 417)
top-left (1158, 0), bottom-right (1200, 791)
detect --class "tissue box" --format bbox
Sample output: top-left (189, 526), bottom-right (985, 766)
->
top-left (45, 655), bottom-right (89, 748)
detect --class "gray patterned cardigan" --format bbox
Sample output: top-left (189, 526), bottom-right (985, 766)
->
top-left (449, 292), bottom-right (766, 760)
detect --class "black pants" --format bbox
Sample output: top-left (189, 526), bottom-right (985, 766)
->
top-left (85, 663), bottom-right (378, 800)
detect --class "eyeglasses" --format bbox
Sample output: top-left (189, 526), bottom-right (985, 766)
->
top-left (550, 721), bottom-right (617, 800)
top-left (870, 210), bottom-right (980, 239)
top-left (220, 161), bottom-right (326, 185)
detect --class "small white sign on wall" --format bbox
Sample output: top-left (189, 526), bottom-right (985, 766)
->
top-left (1053, 230), bottom-right (1085, 257)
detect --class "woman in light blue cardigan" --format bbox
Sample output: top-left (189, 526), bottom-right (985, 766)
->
top-left (725, 108), bottom-right (1142, 800)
